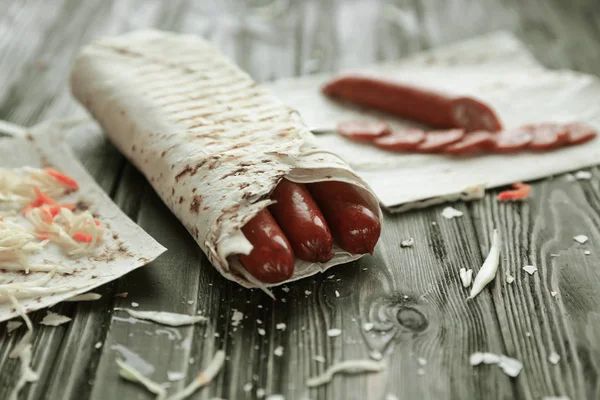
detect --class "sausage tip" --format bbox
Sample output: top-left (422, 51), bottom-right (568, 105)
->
top-left (239, 209), bottom-right (295, 284)
top-left (317, 251), bottom-right (335, 263)
top-left (302, 239), bottom-right (335, 263)
top-left (361, 229), bottom-right (380, 255)
top-left (307, 181), bottom-right (381, 256)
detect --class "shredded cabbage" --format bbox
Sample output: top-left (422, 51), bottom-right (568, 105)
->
top-left (0, 167), bottom-right (67, 215)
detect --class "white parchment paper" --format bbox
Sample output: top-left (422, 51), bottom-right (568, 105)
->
top-left (265, 31), bottom-right (600, 212)
top-left (0, 121), bottom-right (166, 322)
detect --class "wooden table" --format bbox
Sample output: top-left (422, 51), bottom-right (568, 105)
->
top-left (1, 1), bottom-right (600, 399)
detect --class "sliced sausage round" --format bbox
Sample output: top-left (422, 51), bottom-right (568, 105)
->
top-left (493, 127), bottom-right (533, 152)
top-left (566, 122), bottom-right (597, 145)
top-left (444, 130), bottom-right (496, 154)
top-left (415, 129), bottom-right (464, 152)
top-left (337, 120), bottom-right (391, 141)
top-left (373, 129), bottom-right (426, 151)
top-left (527, 123), bottom-right (569, 150)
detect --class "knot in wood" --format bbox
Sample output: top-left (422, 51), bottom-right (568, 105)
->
top-left (396, 307), bottom-right (428, 332)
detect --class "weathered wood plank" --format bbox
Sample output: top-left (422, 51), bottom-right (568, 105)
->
top-left (468, 175), bottom-right (600, 400)
top-left (0, 0), bottom-right (70, 111)
top-left (502, 0), bottom-right (600, 74)
top-left (418, 0), bottom-right (519, 47)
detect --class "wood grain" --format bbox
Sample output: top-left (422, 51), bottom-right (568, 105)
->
top-left (1, 0), bottom-right (600, 399)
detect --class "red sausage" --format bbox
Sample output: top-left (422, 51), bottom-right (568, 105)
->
top-left (444, 130), bottom-right (495, 154)
top-left (373, 129), bottom-right (426, 151)
top-left (566, 122), bottom-right (597, 145)
top-left (322, 75), bottom-right (503, 132)
top-left (269, 179), bottom-right (334, 263)
top-left (493, 127), bottom-right (533, 152)
top-left (307, 181), bottom-right (381, 255)
top-left (528, 123), bottom-right (569, 150)
top-left (337, 120), bottom-right (391, 141)
top-left (415, 129), bottom-right (464, 152)
top-left (239, 209), bottom-right (295, 284)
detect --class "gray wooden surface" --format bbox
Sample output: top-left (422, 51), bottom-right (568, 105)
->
top-left (1, 0), bottom-right (600, 399)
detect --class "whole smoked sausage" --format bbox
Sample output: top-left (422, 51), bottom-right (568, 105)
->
top-left (239, 209), bottom-right (295, 284)
top-left (269, 179), bottom-right (334, 263)
top-left (322, 75), bottom-right (503, 132)
top-left (307, 181), bottom-right (381, 255)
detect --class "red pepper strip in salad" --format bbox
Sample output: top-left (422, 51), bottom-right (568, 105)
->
top-left (497, 182), bottom-right (531, 201)
top-left (45, 168), bottom-right (80, 190)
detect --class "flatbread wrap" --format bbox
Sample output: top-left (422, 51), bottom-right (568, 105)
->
top-left (70, 30), bottom-right (382, 290)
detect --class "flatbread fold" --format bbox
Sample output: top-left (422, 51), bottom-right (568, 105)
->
top-left (70, 30), bottom-right (383, 287)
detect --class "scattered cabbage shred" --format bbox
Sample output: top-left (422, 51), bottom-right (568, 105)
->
top-left (459, 268), bottom-right (473, 287)
top-left (441, 207), bottom-right (463, 219)
top-left (470, 351), bottom-right (523, 377)
top-left (468, 229), bottom-right (501, 299)
top-left (40, 311), bottom-right (72, 326)
top-left (306, 359), bottom-right (386, 387)
top-left (117, 350), bottom-right (225, 400)
top-left (117, 359), bottom-right (167, 400)
top-left (6, 320), bottom-right (23, 333)
top-left (6, 295), bottom-right (38, 400)
top-left (7, 344), bottom-right (39, 400)
top-left (522, 265), bottom-right (537, 275)
top-left (65, 292), bottom-right (102, 302)
top-left (115, 308), bottom-right (208, 327)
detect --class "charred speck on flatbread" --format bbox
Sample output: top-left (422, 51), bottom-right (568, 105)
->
top-left (190, 195), bottom-right (202, 213)
top-left (220, 167), bottom-right (247, 180)
top-left (175, 165), bottom-right (193, 182)
top-left (74, 201), bottom-right (89, 212)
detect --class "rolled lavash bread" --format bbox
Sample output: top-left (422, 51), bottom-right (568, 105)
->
top-left (70, 30), bottom-right (383, 289)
